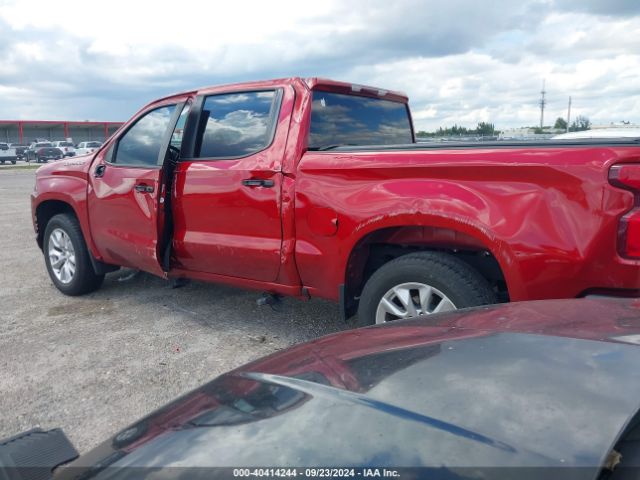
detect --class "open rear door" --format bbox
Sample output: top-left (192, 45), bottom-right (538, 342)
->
top-left (170, 86), bottom-right (291, 282)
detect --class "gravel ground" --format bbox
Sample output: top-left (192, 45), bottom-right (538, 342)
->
top-left (0, 170), bottom-right (347, 453)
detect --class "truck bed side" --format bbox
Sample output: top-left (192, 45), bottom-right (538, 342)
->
top-left (294, 144), bottom-right (640, 302)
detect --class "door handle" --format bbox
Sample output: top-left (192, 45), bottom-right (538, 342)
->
top-left (94, 164), bottom-right (106, 178)
top-left (134, 184), bottom-right (154, 193)
top-left (242, 178), bottom-right (274, 188)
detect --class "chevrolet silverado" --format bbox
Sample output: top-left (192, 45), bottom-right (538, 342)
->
top-left (30, 77), bottom-right (640, 325)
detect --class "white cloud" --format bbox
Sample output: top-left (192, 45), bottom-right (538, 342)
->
top-left (0, 0), bottom-right (638, 129)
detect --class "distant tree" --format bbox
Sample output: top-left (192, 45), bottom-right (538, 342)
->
top-left (554, 117), bottom-right (567, 130)
top-left (569, 115), bottom-right (591, 132)
top-left (476, 122), bottom-right (495, 135)
top-left (417, 122), bottom-right (499, 137)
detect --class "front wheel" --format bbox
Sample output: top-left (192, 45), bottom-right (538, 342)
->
top-left (357, 252), bottom-right (496, 326)
top-left (43, 214), bottom-right (104, 295)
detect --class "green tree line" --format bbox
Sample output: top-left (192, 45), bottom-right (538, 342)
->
top-left (416, 122), bottom-right (497, 137)
top-left (417, 117), bottom-right (592, 137)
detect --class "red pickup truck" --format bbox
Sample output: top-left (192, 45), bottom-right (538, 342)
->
top-left (31, 77), bottom-right (640, 325)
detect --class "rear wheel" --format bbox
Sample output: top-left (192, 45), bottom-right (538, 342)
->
top-left (357, 252), bottom-right (496, 326)
top-left (43, 214), bottom-right (104, 295)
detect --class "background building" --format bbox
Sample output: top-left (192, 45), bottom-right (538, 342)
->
top-left (0, 120), bottom-right (123, 144)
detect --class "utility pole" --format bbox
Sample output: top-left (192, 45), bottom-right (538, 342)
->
top-left (566, 96), bottom-right (572, 133)
top-left (539, 79), bottom-right (546, 129)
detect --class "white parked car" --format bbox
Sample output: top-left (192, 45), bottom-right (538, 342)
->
top-left (0, 143), bottom-right (17, 164)
top-left (51, 140), bottom-right (76, 157)
top-left (75, 141), bottom-right (102, 156)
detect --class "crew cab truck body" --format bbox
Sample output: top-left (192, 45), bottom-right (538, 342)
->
top-left (31, 77), bottom-right (640, 325)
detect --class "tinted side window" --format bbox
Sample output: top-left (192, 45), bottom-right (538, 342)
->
top-left (196, 91), bottom-right (278, 158)
top-left (308, 91), bottom-right (413, 149)
top-left (114, 105), bottom-right (176, 166)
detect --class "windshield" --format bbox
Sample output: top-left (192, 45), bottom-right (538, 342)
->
top-left (58, 142), bottom-right (74, 147)
top-left (36, 143), bottom-right (52, 147)
top-left (86, 142), bottom-right (101, 148)
top-left (308, 91), bottom-right (413, 149)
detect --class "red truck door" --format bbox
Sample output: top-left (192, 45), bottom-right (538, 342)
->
top-left (171, 86), bottom-right (293, 282)
top-left (87, 98), bottom-right (190, 276)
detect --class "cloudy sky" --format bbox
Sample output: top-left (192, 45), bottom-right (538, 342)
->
top-left (0, 0), bottom-right (639, 131)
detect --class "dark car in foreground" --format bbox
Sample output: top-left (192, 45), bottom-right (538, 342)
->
top-left (5, 298), bottom-right (640, 479)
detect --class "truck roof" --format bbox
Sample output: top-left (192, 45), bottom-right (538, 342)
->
top-left (304, 77), bottom-right (408, 103)
top-left (154, 77), bottom-right (408, 105)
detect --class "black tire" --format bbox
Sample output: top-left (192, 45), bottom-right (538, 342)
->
top-left (11, 160), bottom-right (16, 164)
top-left (43, 213), bottom-right (104, 295)
top-left (0, 160), bottom-right (4, 165)
top-left (357, 251), bottom-right (496, 326)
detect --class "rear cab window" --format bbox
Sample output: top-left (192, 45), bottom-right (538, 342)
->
top-left (308, 91), bottom-right (413, 150)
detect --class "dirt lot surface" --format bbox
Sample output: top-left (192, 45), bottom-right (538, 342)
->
top-left (0, 169), bottom-right (347, 452)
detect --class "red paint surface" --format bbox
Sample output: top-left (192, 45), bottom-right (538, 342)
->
top-left (31, 77), bottom-right (640, 304)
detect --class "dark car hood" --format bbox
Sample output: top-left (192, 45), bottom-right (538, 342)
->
top-left (59, 298), bottom-right (640, 479)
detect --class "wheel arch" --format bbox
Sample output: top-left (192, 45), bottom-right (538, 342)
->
top-left (33, 171), bottom-right (96, 253)
top-left (341, 219), bottom-right (520, 319)
top-left (35, 199), bottom-right (79, 250)
top-left (35, 198), bottom-right (118, 276)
